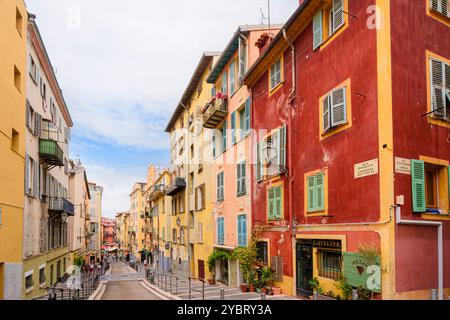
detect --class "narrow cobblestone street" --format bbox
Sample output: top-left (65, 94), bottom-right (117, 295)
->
top-left (100, 262), bottom-right (164, 300)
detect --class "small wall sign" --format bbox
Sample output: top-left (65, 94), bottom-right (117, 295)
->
top-left (354, 159), bottom-right (379, 179)
top-left (395, 157), bottom-right (411, 175)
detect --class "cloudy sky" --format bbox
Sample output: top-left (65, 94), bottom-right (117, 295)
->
top-left (25, 0), bottom-right (298, 218)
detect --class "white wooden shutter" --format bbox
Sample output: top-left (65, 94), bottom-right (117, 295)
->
top-left (279, 125), bottom-right (286, 167)
top-left (431, 0), bottom-right (449, 17)
top-left (323, 95), bottom-right (331, 132)
top-left (332, 0), bottom-right (345, 33)
top-left (34, 159), bottom-right (39, 198)
top-left (25, 154), bottom-right (30, 195)
top-left (256, 141), bottom-right (263, 181)
top-left (313, 11), bottom-right (323, 50)
top-left (430, 59), bottom-right (446, 117)
top-left (331, 87), bottom-right (347, 126)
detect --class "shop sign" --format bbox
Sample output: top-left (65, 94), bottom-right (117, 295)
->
top-left (312, 239), bottom-right (342, 250)
top-left (343, 252), bottom-right (381, 293)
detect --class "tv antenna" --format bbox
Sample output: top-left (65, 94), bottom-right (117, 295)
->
top-left (260, 0), bottom-right (271, 29)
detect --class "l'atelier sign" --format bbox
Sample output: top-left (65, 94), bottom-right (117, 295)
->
top-left (312, 239), bottom-right (342, 249)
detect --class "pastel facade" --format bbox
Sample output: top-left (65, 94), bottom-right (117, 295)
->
top-left (165, 53), bottom-right (221, 279)
top-left (205, 25), bottom-right (280, 287)
top-left (244, 0), bottom-right (450, 299)
top-left (0, 0), bottom-right (27, 300)
top-left (101, 218), bottom-right (116, 251)
top-left (129, 182), bottom-right (146, 261)
top-left (115, 212), bottom-right (130, 257)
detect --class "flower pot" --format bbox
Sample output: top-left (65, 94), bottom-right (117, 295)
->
top-left (248, 284), bottom-right (255, 293)
top-left (272, 286), bottom-right (282, 295)
top-left (208, 279), bottom-right (216, 285)
top-left (240, 284), bottom-right (248, 293)
top-left (261, 287), bottom-right (268, 294)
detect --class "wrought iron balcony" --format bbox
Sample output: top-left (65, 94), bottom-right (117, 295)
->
top-left (165, 177), bottom-right (186, 196)
top-left (48, 197), bottom-right (75, 216)
top-left (202, 95), bottom-right (228, 129)
top-left (39, 138), bottom-right (64, 167)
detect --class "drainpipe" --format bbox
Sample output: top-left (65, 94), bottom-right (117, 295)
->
top-left (282, 28), bottom-right (296, 228)
top-left (395, 205), bottom-right (443, 300)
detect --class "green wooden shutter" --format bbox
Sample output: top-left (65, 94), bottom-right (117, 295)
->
top-left (307, 176), bottom-right (316, 212)
top-left (256, 141), bottom-right (262, 181)
top-left (268, 188), bottom-right (275, 220)
top-left (313, 11), bottom-right (323, 50)
top-left (231, 112), bottom-right (236, 145)
top-left (315, 173), bottom-right (325, 211)
top-left (411, 160), bottom-right (426, 212)
top-left (244, 98), bottom-right (250, 135)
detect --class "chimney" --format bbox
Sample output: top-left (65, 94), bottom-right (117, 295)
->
top-left (255, 32), bottom-right (275, 56)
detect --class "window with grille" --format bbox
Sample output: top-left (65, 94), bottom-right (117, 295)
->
top-left (318, 250), bottom-right (342, 280)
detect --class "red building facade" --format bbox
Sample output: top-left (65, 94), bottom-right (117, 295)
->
top-left (244, 0), bottom-right (450, 299)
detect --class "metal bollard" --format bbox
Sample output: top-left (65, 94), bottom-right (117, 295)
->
top-left (261, 293), bottom-right (266, 300)
top-left (313, 291), bottom-right (318, 300)
top-left (220, 288), bottom-right (225, 300)
top-left (352, 289), bottom-right (358, 300)
top-left (430, 289), bottom-right (438, 300)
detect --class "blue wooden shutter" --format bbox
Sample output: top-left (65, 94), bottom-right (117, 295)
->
top-left (238, 215), bottom-right (247, 246)
top-left (307, 175), bottom-right (316, 212)
top-left (217, 173), bottom-right (221, 201)
top-left (313, 11), bottom-right (323, 50)
top-left (315, 173), bottom-right (325, 211)
top-left (411, 160), bottom-right (426, 212)
top-left (244, 98), bottom-right (250, 135)
top-left (275, 187), bottom-right (282, 219)
top-left (230, 60), bottom-right (236, 95)
top-left (231, 112), bottom-right (236, 145)
top-left (222, 120), bottom-right (227, 152)
top-left (241, 162), bottom-right (246, 194)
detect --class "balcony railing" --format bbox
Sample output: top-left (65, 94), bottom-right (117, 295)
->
top-left (202, 95), bottom-right (228, 129)
top-left (165, 178), bottom-right (186, 196)
top-left (48, 197), bottom-right (75, 216)
top-left (39, 139), bottom-right (64, 167)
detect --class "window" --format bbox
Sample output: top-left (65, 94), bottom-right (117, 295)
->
top-left (198, 223), bottom-right (203, 243)
top-left (189, 172), bottom-right (194, 194)
top-left (172, 229), bottom-right (177, 244)
top-left (16, 8), bottom-right (23, 35)
top-left (29, 55), bottom-right (38, 83)
top-left (257, 242), bottom-right (269, 266)
top-left (217, 172), bottom-right (224, 202)
top-left (217, 217), bottom-right (224, 245)
top-left (430, 58), bottom-right (450, 120)
top-left (430, 0), bottom-right (450, 18)
top-left (39, 267), bottom-right (46, 285)
top-left (25, 271), bottom-right (34, 290)
top-left (307, 172), bottom-right (325, 213)
top-left (238, 37), bottom-right (247, 82)
top-left (231, 111), bottom-right (236, 145)
top-left (230, 60), bottom-right (236, 95)
top-left (195, 185), bottom-right (205, 211)
top-left (180, 229), bottom-right (185, 245)
top-left (236, 99), bottom-right (250, 140)
top-left (237, 214), bottom-right (247, 247)
top-left (322, 86), bottom-right (348, 133)
top-left (236, 161), bottom-right (246, 196)
top-left (318, 250), bottom-right (342, 280)
top-left (269, 58), bottom-right (282, 91)
top-left (172, 198), bottom-right (177, 215)
top-left (411, 159), bottom-right (450, 213)
top-left (221, 71), bottom-right (228, 95)
top-left (14, 66), bottom-right (21, 91)
top-left (312, 0), bottom-right (346, 49)
top-left (220, 121), bottom-right (227, 153)
top-left (257, 125), bottom-right (286, 180)
top-left (268, 186), bottom-right (282, 220)
top-left (212, 133), bottom-right (216, 158)
top-left (11, 129), bottom-right (19, 152)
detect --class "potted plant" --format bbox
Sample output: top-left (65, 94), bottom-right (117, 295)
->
top-left (248, 270), bottom-right (256, 292)
top-left (232, 238), bottom-right (258, 293)
top-left (259, 266), bottom-right (273, 294)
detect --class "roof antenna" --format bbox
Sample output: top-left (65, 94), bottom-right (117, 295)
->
top-left (259, 7), bottom-right (267, 26)
top-left (259, 1), bottom-right (271, 29)
top-left (268, 0), bottom-right (271, 30)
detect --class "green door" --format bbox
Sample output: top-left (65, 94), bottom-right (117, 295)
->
top-left (296, 240), bottom-right (313, 296)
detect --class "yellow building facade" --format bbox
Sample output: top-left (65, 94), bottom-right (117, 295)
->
top-left (0, 0), bottom-right (28, 299)
top-left (164, 53), bottom-right (220, 279)
top-left (129, 182), bottom-right (146, 261)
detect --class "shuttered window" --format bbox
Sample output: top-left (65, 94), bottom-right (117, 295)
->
top-left (411, 160), bottom-right (426, 212)
top-left (430, 58), bottom-right (450, 119)
top-left (238, 37), bottom-right (247, 82)
top-left (237, 214), bottom-right (247, 247)
top-left (217, 171), bottom-right (224, 202)
top-left (221, 71), bottom-right (228, 96)
top-left (217, 217), bottom-right (224, 245)
top-left (331, 0), bottom-right (345, 34)
top-left (268, 186), bottom-right (282, 220)
top-left (307, 172), bottom-right (325, 213)
top-left (322, 86), bottom-right (347, 132)
top-left (313, 11), bottom-right (323, 50)
top-left (221, 120), bottom-right (227, 153)
top-left (237, 161), bottom-right (246, 196)
top-left (231, 111), bottom-right (236, 145)
top-left (230, 60), bottom-right (236, 96)
top-left (212, 133), bottom-right (216, 158)
top-left (244, 98), bottom-right (251, 135)
top-left (430, 0), bottom-right (450, 17)
top-left (256, 141), bottom-right (263, 182)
